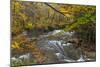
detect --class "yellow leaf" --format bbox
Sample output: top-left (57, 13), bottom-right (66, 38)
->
top-left (64, 14), bottom-right (71, 17)
top-left (11, 42), bottom-right (20, 49)
top-left (25, 22), bottom-right (33, 30)
top-left (60, 8), bottom-right (68, 13)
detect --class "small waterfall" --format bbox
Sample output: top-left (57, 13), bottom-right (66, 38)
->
top-left (47, 40), bottom-right (89, 62)
top-left (55, 53), bottom-right (66, 60)
top-left (47, 40), bottom-right (73, 62)
top-left (11, 29), bottom-right (95, 65)
top-left (77, 54), bottom-right (85, 62)
top-left (48, 40), bottom-right (65, 55)
top-left (48, 30), bottom-right (63, 35)
top-left (47, 29), bottom-right (75, 36)
top-left (19, 53), bottom-right (31, 60)
top-left (64, 43), bottom-right (72, 46)
top-left (52, 30), bottom-right (64, 35)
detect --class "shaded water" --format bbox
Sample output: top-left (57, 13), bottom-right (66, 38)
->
top-left (36, 30), bottom-right (95, 63)
top-left (11, 30), bottom-right (95, 65)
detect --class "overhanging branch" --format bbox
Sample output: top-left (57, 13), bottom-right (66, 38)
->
top-left (44, 3), bottom-right (66, 17)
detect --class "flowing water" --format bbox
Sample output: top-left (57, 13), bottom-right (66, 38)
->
top-left (11, 30), bottom-right (95, 65)
top-left (36, 30), bottom-right (95, 63)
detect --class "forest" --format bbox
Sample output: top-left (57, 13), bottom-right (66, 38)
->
top-left (11, 0), bottom-right (96, 66)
